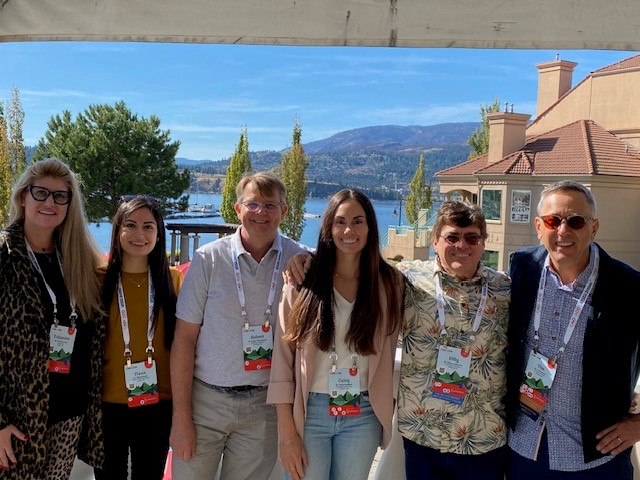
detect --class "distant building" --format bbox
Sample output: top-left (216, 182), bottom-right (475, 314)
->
top-left (435, 54), bottom-right (640, 271)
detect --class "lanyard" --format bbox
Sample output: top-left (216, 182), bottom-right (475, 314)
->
top-left (533, 248), bottom-right (599, 362)
top-left (117, 268), bottom-right (155, 366)
top-left (330, 310), bottom-right (358, 373)
top-left (232, 235), bottom-right (283, 330)
top-left (25, 240), bottom-right (77, 327)
top-left (435, 272), bottom-right (488, 341)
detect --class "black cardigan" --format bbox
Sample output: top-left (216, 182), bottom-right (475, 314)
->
top-left (506, 244), bottom-right (640, 463)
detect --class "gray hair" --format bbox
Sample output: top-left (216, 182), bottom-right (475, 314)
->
top-left (537, 180), bottom-right (597, 215)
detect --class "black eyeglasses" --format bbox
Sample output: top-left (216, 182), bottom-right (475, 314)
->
top-left (120, 194), bottom-right (158, 205)
top-left (28, 185), bottom-right (72, 205)
top-left (240, 201), bottom-right (284, 212)
top-left (539, 214), bottom-right (595, 230)
top-left (440, 234), bottom-right (484, 246)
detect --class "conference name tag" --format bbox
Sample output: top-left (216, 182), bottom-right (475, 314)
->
top-left (328, 368), bottom-right (361, 416)
top-left (124, 360), bottom-right (160, 408)
top-left (519, 350), bottom-right (557, 420)
top-left (49, 324), bottom-right (77, 374)
top-left (432, 345), bottom-right (472, 405)
top-left (242, 325), bottom-right (273, 371)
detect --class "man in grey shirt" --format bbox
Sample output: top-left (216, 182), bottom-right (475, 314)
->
top-left (170, 172), bottom-right (307, 480)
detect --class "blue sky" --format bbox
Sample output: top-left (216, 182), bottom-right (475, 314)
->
top-left (1, 42), bottom-right (636, 160)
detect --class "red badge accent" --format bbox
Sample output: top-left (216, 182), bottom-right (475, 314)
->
top-left (349, 368), bottom-right (358, 376)
top-left (262, 325), bottom-right (271, 333)
top-left (461, 348), bottom-right (470, 358)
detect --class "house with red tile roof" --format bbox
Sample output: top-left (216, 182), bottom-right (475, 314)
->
top-left (435, 55), bottom-right (640, 271)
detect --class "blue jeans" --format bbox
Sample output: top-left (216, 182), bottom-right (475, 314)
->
top-left (403, 437), bottom-right (507, 480)
top-left (289, 392), bottom-right (381, 480)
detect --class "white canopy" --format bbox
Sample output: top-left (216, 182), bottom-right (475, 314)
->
top-left (1, 0), bottom-right (639, 50)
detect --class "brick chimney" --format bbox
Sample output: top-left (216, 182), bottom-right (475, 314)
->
top-left (487, 111), bottom-right (531, 164)
top-left (535, 59), bottom-right (578, 116)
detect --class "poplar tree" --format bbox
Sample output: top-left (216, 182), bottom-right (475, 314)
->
top-left (468, 97), bottom-right (501, 158)
top-left (0, 88), bottom-right (26, 227)
top-left (0, 104), bottom-right (11, 227)
top-left (279, 121), bottom-right (308, 240)
top-left (7, 87), bottom-right (25, 176)
top-left (220, 128), bottom-right (252, 223)
top-left (405, 154), bottom-right (432, 225)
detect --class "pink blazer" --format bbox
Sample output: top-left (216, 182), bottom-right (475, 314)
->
top-left (267, 273), bottom-right (402, 449)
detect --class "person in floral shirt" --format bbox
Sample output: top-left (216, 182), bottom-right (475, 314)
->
top-left (397, 200), bottom-right (510, 480)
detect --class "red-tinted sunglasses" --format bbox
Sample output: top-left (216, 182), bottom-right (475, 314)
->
top-left (539, 214), bottom-right (595, 230)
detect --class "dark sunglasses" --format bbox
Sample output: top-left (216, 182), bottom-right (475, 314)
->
top-left (440, 234), bottom-right (483, 246)
top-left (539, 214), bottom-right (595, 230)
top-left (120, 194), bottom-right (158, 205)
top-left (28, 185), bottom-right (72, 205)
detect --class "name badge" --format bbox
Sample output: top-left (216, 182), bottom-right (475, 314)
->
top-left (518, 350), bottom-right (557, 420)
top-left (49, 324), bottom-right (77, 374)
top-left (124, 360), bottom-right (160, 408)
top-left (242, 325), bottom-right (273, 371)
top-left (432, 345), bottom-right (472, 405)
top-left (328, 368), bottom-right (361, 416)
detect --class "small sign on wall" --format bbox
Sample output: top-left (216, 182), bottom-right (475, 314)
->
top-left (510, 190), bottom-right (531, 224)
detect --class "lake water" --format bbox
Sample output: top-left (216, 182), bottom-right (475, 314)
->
top-left (89, 193), bottom-right (409, 254)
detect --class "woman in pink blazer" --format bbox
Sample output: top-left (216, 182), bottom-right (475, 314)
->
top-left (267, 189), bottom-right (402, 480)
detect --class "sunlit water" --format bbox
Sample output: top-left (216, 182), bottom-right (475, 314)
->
top-left (89, 194), bottom-right (410, 254)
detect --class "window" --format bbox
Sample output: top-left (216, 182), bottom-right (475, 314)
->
top-left (482, 190), bottom-right (502, 221)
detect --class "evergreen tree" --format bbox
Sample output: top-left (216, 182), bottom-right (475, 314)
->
top-left (220, 128), bottom-right (252, 223)
top-left (279, 121), bottom-right (308, 240)
top-left (467, 97), bottom-right (501, 158)
top-left (405, 154), bottom-right (432, 225)
top-left (34, 100), bottom-right (190, 220)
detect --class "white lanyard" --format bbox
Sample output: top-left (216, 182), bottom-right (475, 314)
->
top-left (232, 235), bottom-right (283, 330)
top-left (25, 240), bottom-right (77, 327)
top-left (117, 268), bottom-right (155, 366)
top-left (533, 248), bottom-right (599, 362)
top-left (435, 273), bottom-right (488, 341)
top-left (330, 310), bottom-right (358, 373)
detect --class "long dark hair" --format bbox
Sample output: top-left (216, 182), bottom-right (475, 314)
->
top-left (101, 196), bottom-right (177, 349)
top-left (284, 189), bottom-right (401, 355)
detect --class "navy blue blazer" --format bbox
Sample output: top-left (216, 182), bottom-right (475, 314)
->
top-left (506, 244), bottom-right (640, 463)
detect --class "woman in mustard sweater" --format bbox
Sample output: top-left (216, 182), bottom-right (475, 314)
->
top-left (95, 195), bottom-right (182, 480)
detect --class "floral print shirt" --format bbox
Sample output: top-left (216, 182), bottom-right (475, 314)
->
top-left (397, 259), bottom-right (510, 455)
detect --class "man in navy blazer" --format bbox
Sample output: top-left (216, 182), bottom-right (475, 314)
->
top-left (505, 180), bottom-right (640, 479)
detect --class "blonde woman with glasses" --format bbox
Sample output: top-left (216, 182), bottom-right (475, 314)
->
top-left (0, 158), bottom-right (105, 479)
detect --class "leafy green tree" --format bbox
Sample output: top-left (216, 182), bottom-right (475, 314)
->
top-left (279, 121), bottom-right (308, 240)
top-left (0, 104), bottom-right (11, 227)
top-left (468, 97), bottom-right (501, 158)
top-left (220, 128), bottom-right (252, 223)
top-left (34, 100), bottom-right (189, 221)
top-left (405, 154), bottom-right (432, 225)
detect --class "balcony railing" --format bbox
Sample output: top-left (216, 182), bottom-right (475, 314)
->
top-left (165, 221), bottom-right (238, 265)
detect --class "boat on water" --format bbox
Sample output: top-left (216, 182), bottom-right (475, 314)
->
top-left (188, 203), bottom-right (218, 214)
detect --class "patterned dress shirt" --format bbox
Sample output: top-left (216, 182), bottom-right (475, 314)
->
top-left (397, 259), bottom-right (511, 455)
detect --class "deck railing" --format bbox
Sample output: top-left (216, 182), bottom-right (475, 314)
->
top-left (165, 222), bottom-right (238, 265)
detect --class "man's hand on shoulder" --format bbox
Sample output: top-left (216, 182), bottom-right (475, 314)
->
top-left (283, 253), bottom-right (313, 287)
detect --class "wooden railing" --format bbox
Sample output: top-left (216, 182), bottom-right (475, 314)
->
top-left (165, 222), bottom-right (238, 265)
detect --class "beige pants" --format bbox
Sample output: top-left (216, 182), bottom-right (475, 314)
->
top-left (172, 380), bottom-right (277, 480)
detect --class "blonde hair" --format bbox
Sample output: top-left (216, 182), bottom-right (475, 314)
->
top-left (10, 158), bottom-right (103, 320)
